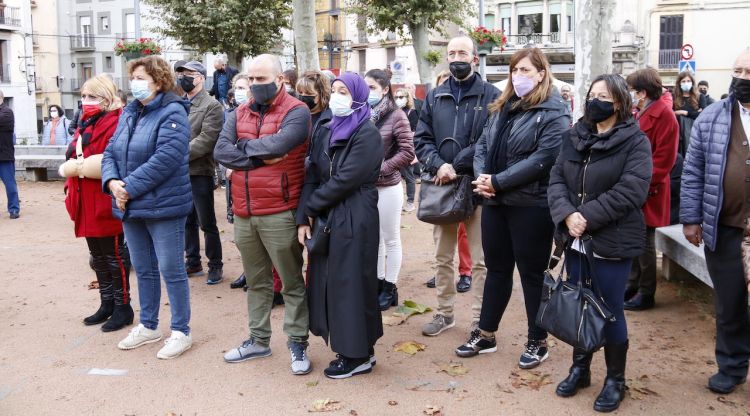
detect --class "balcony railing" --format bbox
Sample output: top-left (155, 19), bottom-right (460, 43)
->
top-left (115, 32), bottom-right (137, 42)
top-left (659, 49), bottom-right (680, 69)
top-left (70, 34), bottom-right (95, 51)
top-left (0, 6), bottom-right (21, 27)
top-left (506, 32), bottom-right (562, 46)
top-left (0, 64), bottom-right (10, 83)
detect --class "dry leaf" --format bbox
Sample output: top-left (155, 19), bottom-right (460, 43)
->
top-left (388, 400), bottom-right (398, 406)
top-left (394, 300), bottom-right (432, 318)
top-left (309, 399), bottom-right (342, 412)
top-left (627, 375), bottom-right (659, 400)
top-left (88, 280), bottom-right (99, 290)
top-left (349, 410), bottom-right (358, 416)
top-left (424, 405), bottom-right (443, 415)
top-left (383, 314), bottom-right (407, 326)
top-left (394, 340), bottom-right (427, 355)
top-left (436, 361), bottom-right (469, 376)
top-left (306, 380), bottom-right (319, 387)
top-left (509, 370), bottom-right (552, 390)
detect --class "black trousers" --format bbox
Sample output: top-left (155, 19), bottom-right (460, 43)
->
top-left (185, 175), bottom-right (223, 269)
top-left (400, 166), bottom-right (416, 203)
top-left (704, 225), bottom-right (750, 379)
top-left (628, 227), bottom-right (657, 296)
top-left (86, 233), bottom-right (130, 305)
top-left (478, 204), bottom-right (554, 340)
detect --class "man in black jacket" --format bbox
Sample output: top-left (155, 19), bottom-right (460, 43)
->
top-left (0, 90), bottom-right (18, 219)
top-left (209, 57), bottom-right (239, 107)
top-left (416, 36), bottom-right (500, 337)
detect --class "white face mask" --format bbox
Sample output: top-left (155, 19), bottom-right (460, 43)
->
top-left (395, 98), bottom-right (407, 108)
top-left (329, 92), bottom-right (355, 117)
top-left (49, 110), bottom-right (59, 118)
top-left (234, 89), bottom-right (249, 104)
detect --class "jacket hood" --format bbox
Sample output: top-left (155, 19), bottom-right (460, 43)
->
top-left (571, 117), bottom-right (642, 151)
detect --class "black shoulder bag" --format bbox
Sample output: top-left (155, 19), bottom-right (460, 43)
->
top-left (535, 238), bottom-right (615, 352)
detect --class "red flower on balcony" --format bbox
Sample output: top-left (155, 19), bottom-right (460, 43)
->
top-left (469, 26), bottom-right (507, 48)
top-left (114, 38), bottom-right (162, 56)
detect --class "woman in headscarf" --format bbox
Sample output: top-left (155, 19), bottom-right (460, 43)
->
top-left (296, 72), bottom-right (384, 379)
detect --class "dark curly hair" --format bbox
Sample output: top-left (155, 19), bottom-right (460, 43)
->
top-left (127, 56), bottom-right (175, 94)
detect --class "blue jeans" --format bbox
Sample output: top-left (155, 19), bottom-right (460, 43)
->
top-left (0, 161), bottom-right (19, 214)
top-left (566, 249), bottom-right (631, 344)
top-left (123, 217), bottom-right (191, 334)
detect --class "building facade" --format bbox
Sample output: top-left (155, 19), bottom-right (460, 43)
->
top-left (1, 0), bottom-right (37, 143)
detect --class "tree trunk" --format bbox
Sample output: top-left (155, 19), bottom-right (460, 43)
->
top-left (226, 51), bottom-right (244, 70)
top-left (409, 20), bottom-right (433, 85)
top-left (573, 0), bottom-right (615, 120)
top-left (292, 0), bottom-right (320, 72)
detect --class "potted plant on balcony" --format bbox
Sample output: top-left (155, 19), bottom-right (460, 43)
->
top-left (469, 27), bottom-right (507, 56)
top-left (114, 38), bottom-right (162, 61)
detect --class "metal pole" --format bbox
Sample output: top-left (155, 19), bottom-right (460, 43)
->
top-left (478, 0), bottom-right (486, 81)
top-left (134, 0), bottom-right (142, 38)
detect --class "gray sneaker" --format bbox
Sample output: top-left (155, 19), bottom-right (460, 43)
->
top-left (422, 314), bottom-right (455, 336)
top-left (224, 337), bottom-right (272, 363)
top-left (289, 341), bottom-right (312, 375)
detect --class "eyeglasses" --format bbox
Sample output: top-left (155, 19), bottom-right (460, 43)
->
top-left (395, 95), bottom-right (406, 99)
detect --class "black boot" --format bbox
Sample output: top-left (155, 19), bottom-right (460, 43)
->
top-left (378, 281), bottom-right (398, 311)
top-left (594, 341), bottom-right (628, 413)
top-left (84, 266), bottom-right (114, 325)
top-left (556, 348), bottom-right (593, 397)
top-left (102, 245), bottom-right (133, 332)
top-left (230, 273), bottom-right (247, 289)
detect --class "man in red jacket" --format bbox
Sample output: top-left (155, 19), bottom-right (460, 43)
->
top-left (624, 68), bottom-right (679, 310)
top-left (213, 54), bottom-right (312, 375)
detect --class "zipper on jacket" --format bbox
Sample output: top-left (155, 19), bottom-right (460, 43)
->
top-left (577, 302), bottom-right (588, 341)
top-left (244, 170), bottom-right (251, 215)
top-left (281, 172), bottom-right (289, 203)
top-left (580, 151), bottom-right (592, 203)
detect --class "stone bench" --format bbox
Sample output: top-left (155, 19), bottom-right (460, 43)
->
top-left (13, 145), bottom-right (68, 181)
top-left (655, 224), bottom-right (712, 288)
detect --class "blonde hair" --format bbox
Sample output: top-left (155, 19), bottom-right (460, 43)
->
top-left (435, 70), bottom-right (451, 87)
top-left (232, 73), bottom-right (250, 87)
top-left (395, 88), bottom-right (414, 109)
top-left (81, 75), bottom-right (122, 111)
top-left (489, 48), bottom-right (554, 113)
top-left (296, 70), bottom-right (331, 114)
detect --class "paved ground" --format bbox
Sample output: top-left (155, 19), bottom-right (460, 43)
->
top-left (1, 182), bottom-right (748, 415)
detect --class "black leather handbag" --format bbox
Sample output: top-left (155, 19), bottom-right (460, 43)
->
top-left (417, 173), bottom-right (475, 224)
top-left (536, 239), bottom-right (615, 353)
top-left (305, 214), bottom-right (330, 256)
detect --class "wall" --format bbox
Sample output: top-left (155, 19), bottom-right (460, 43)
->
top-left (32, 0), bottom-right (62, 136)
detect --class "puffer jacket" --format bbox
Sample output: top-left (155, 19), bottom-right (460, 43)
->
top-left (101, 92), bottom-right (193, 221)
top-left (375, 102), bottom-right (415, 187)
top-left (548, 119), bottom-right (652, 259)
top-left (680, 94), bottom-right (738, 251)
top-left (473, 90), bottom-right (570, 207)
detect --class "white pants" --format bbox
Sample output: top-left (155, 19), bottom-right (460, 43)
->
top-left (377, 183), bottom-right (403, 284)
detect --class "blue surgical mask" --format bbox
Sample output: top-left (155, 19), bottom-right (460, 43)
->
top-left (330, 92), bottom-right (355, 117)
top-left (680, 82), bottom-right (693, 92)
top-left (130, 79), bottom-right (152, 101)
top-left (368, 91), bottom-right (382, 107)
top-left (234, 89), bottom-right (248, 104)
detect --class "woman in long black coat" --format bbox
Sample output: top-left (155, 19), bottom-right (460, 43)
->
top-left (297, 72), bottom-right (384, 379)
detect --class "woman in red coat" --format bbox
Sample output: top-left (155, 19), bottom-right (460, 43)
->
top-left (60, 75), bottom-right (132, 331)
top-left (624, 68), bottom-right (679, 310)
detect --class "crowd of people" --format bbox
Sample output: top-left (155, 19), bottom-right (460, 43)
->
top-left (1, 34), bottom-right (749, 412)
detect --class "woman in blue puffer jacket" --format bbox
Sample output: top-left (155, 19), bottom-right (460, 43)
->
top-left (101, 56), bottom-right (194, 360)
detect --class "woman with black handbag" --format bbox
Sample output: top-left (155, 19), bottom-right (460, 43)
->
top-left (296, 72), bottom-right (384, 379)
top-left (547, 74), bottom-right (652, 412)
top-left (455, 48), bottom-right (570, 370)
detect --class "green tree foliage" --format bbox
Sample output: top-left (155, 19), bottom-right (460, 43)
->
top-left (145, 0), bottom-right (291, 66)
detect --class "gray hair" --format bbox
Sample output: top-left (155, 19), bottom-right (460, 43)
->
top-left (215, 56), bottom-right (226, 65)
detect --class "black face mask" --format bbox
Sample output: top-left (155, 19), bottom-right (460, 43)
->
top-left (587, 98), bottom-right (616, 123)
top-left (449, 61), bottom-right (472, 81)
top-left (251, 82), bottom-right (279, 105)
top-left (731, 77), bottom-right (750, 104)
top-left (299, 95), bottom-right (316, 110)
top-left (179, 76), bottom-right (196, 93)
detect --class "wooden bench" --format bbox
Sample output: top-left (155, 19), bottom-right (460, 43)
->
top-left (655, 224), bottom-right (712, 288)
top-left (13, 145), bottom-right (68, 181)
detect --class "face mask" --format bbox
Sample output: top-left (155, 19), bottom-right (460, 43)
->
top-left (680, 82), bottom-right (693, 92)
top-left (251, 81), bottom-right (279, 105)
top-left (449, 61), bottom-right (472, 80)
top-left (299, 95), bottom-right (316, 110)
top-left (49, 110), bottom-right (59, 118)
top-left (395, 98), bottom-right (407, 108)
top-left (368, 91), bottom-right (382, 107)
top-left (285, 84), bottom-right (294, 94)
top-left (512, 75), bottom-right (536, 97)
top-left (330, 92), bottom-right (355, 117)
top-left (234, 89), bottom-right (249, 105)
top-left (587, 98), bottom-right (616, 123)
top-left (731, 76), bottom-right (750, 104)
top-left (179, 75), bottom-right (196, 93)
top-left (82, 102), bottom-right (102, 119)
top-left (130, 79), bottom-right (152, 101)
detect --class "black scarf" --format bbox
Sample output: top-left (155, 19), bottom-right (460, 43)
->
top-left (486, 97), bottom-right (523, 175)
top-left (65, 112), bottom-right (105, 159)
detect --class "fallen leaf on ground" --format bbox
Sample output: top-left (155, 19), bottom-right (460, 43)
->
top-left (423, 405), bottom-right (443, 415)
top-left (394, 300), bottom-right (432, 318)
top-left (88, 280), bottom-right (99, 290)
top-left (627, 375), bottom-right (659, 400)
top-left (382, 314), bottom-right (407, 326)
top-left (309, 399), bottom-right (342, 412)
top-left (349, 410), bottom-right (358, 415)
top-left (394, 340), bottom-right (427, 355)
top-left (509, 370), bottom-right (552, 390)
top-left (306, 380), bottom-right (319, 387)
top-left (435, 361), bottom-right (469, 376)
top-left (388, 400), bottom-right (398, 406)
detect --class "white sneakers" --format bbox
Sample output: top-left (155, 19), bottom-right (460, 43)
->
top-left (117, 324), bottom-right (192, 359)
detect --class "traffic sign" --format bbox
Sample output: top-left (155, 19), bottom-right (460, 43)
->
top-left (679, 60), bottom-right (696, 74)
top-left (680, 44), bottom-right (694, 60)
